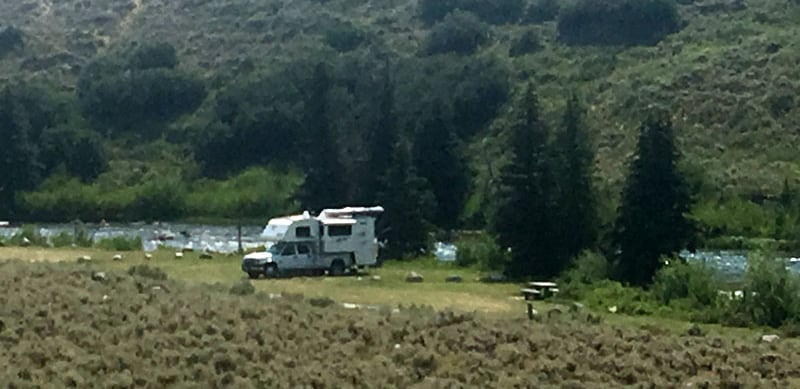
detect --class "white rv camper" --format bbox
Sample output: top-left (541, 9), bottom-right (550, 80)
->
top-left (241, 206), bottom-right (384, 278)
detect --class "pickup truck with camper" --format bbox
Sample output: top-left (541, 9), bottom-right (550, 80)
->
top-left (241, 206), bottom-right (384, 278)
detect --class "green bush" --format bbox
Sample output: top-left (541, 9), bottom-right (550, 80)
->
top-left (418, 0), bottom-right (525, 25)
top-left (651, 259), bottom-right (720, 309)
top-left (128, 42), bottom-right (178, 70)
top-left (50, 232), bottom-right (76, 248)
top-left (727, 254), bottom-right (800, 328)
top-left (557, 0), bottom-right (681, 46)
top-left (78, 61), bottom-right (206, 132)
top-left (509, 29), bottom-right (543, 57)
top-left (454, 233), bottom-right (509, 271)
top-left (96, 236), bottom-right (143, 251)
top-left (580, 280), bottom-right (656, 316)
top-left (558, 251), bottom-right (610, 299)
top-left (424, 11), bottom-right (489, 55)
top-left (324, 20), bottom-right (365, 52)
top-left (524, 0), bottom-right (560, 23)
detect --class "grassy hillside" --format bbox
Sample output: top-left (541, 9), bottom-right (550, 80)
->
top-left (3, 0), bottom-right (799, 196)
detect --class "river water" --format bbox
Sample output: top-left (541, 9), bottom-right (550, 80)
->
top-left (2, 223), bottom-right (800, 280)
top-left (0, 222), bottom-right (266, 254)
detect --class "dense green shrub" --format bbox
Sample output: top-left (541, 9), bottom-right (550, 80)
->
top-left (524, 0), bottom-right (560, 23)
top-left (580, 280), bottom-right (656, 315)
top-left (509, 29), bottom-right (543, 56)
top-left (129, 177), bottom-right (188, 221)
top-left (651, 259), bottom-right (720, 309)
top-left (128, 42), bottom-right (178, 70)
top-left (77, 50), bottom-right (206, 135)
top-left (39, 127), bottom-right (108, 183)
top-left (454, 233), bottom-right (509, 271)
top-left (557, 0), bottom-right (681, 46)
top-left (424, 11), bottom-right (489, 55)
top-left (558, 251), bottom-right (610, 299)
top-left (185, 167), bottom-right (302, 220)
top-left (324, 20), bottom-right (365, 52)
top-left (726, 254), bottom-right (800, 328)
top-left (418, 0), bottom-right (525, 25)
top-left (20, 167), bottom-right (300, 223)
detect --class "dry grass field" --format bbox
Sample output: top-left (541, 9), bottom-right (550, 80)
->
top-left (1, 248), bottom-right (800, 387)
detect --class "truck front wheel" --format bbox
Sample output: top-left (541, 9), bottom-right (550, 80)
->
top-left (329, 260), bottom-right (346, 277)
top-left (264, 264), bottom-right (279, 278)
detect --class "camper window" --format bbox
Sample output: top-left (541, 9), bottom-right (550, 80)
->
top-left (296, 226), bottom-right (311, 237)
top-left (328, 225), bottom-right (352, 237)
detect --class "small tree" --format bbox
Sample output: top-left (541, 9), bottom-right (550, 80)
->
top-left (612, 112), bottom-right (695, 287)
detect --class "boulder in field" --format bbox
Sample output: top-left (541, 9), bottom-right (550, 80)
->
top-left (445, 275), bottom-right (462, 283)
top-left (405, 272), bottom-right (424, 283)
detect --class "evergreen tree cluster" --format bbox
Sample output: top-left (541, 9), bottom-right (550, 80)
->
top-left (491, 85), bottom-right (598, 279)
top-left (490, 85), bottom-right (695, 285)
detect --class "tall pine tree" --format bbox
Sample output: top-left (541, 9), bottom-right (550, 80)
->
top-left (362, 59), bottom-right (398, 204)
top-left (296, 62), bottom-right (347, 213)
top-left (552, 94), bottom-right (598, 267)
top-left (0, 88), bottom-right (41, 218)
top-left (613, 112), bottom-right (695, 287)
top-left (413, 100), bottom-right (469, 230)
top-left (491, 84), bottom-right (557, 278)
top-left (377, 137), bottom-right (436, 259)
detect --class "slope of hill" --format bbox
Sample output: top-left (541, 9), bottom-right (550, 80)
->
top-left (3, 0), bottom-right (800, 221)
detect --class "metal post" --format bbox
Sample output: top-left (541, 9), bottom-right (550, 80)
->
top-left (527, 303), bottom-right (534, 320)
top-left (237, 224), bottom-right (243, 254)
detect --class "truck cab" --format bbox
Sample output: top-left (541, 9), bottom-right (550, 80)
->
top-left (241, 206), bottom-right (383, 278)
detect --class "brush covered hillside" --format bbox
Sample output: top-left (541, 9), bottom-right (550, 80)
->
top-left (2, 0), bottom-right (800, 244)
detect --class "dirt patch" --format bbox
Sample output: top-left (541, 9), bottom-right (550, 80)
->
top-left (0, 261), bottom-right (799, 387)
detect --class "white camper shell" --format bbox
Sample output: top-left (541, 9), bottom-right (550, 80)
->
top-left (241, 206), bottom-right (384, 278)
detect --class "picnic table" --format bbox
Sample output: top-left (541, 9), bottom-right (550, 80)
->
top-left (520, 281), bottom-right (560, 320)
top-left (520, 281), bottom-right (560, 300)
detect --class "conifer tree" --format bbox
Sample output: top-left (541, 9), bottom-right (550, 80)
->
top-left (0, 88), bottom-right (40, 218)
top-left (363, 60), bottom-right (398, 204)
top-left (377, 138), bottom-right (436, 259)
top-left (296, 62), bottom-right (347, 212)
top-left (491, 84), bottom-right (557, 278)
top-left (413, 100), bottom-right (469, 230)
top-left (552, 94), bottom-right (598, 267)
top-left (613, 112), bottom-right (695, 287)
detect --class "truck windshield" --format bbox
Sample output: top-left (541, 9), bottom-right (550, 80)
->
top-left (268, 243), bottom-right (286, 254)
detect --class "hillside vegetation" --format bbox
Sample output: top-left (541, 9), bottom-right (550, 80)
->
top-left (2, 0), bottom-right (800, 251)
top-left (2, 0), bottom-right (798, 191)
